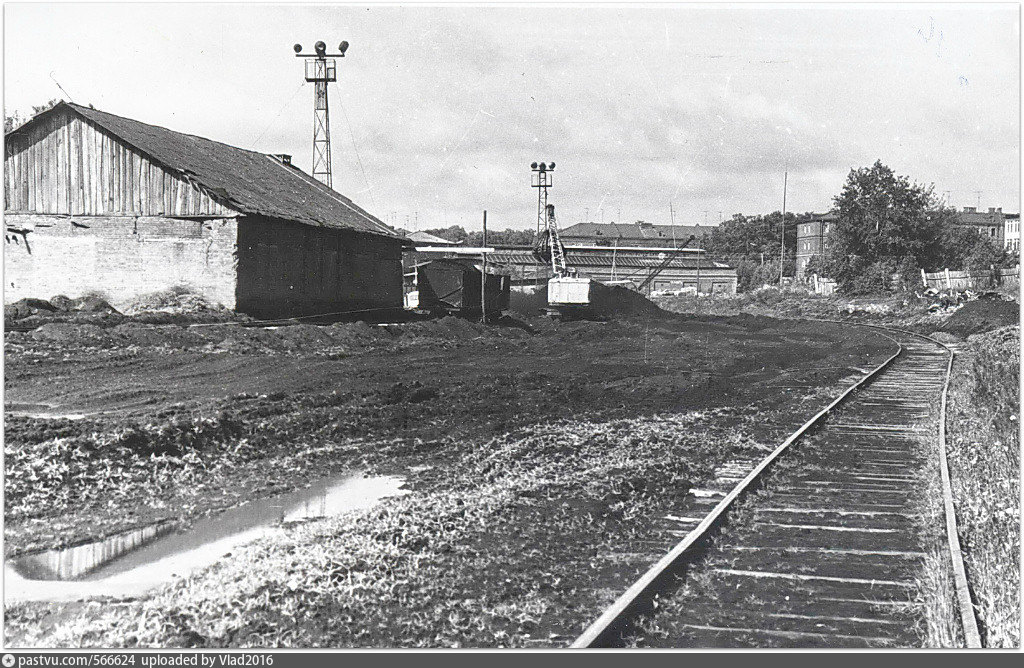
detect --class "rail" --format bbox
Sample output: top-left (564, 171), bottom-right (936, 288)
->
top-left (571, 326), bottom-right (903, 647)
top-left (571, 321), bottom-right (982, 648)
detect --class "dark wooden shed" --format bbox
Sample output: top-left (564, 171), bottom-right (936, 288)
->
top-left (415, 259), bottom-right (509, 314)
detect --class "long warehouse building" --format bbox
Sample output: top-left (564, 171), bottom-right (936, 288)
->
top-left (487, 246), bottom-right (738, 295)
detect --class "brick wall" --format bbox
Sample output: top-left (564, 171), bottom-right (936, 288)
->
top-left (4, 213), bottom-right (238, 309)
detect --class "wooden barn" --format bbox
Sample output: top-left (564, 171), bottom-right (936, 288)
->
top-left (4, 101), bottom-right (404, 319)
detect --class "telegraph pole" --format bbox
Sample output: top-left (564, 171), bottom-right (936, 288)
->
top-left (294, 40), bottom-right (349, 188)
top-left (481, 210), bottom-right (488, 323)
top-left (780, 170), bottom-right (788, 286)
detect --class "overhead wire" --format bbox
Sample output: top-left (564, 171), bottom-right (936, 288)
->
top-left (250, 80), bottom-right (307, 150)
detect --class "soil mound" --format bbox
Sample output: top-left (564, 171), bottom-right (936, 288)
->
top-left (509, 287), bottom-right (548, 317)
top-left (588, 282), bottom-right (665, 318)
top-left (938, 299), bottom-right (1020, 337)
top-left (31, 323), bottom-right (108, 343)
top-left (328, 320), bottom-right (391, 347)
top-left (5, 298), bottom-right (58, 321)
top-left (125, 290), bottom-right (239, 325)
top-left (111, 323), bottom-right (208, 349)
top-left (5, 295), bottom-right (121, 328)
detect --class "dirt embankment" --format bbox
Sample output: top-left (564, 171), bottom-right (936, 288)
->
top-left (936, 299), bottom-right (1020, 338)
top-left (657, 290), bottom-right (1020, 339)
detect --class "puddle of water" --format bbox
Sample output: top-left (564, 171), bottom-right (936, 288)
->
top-left (4, 472), bottom-right (407, 603)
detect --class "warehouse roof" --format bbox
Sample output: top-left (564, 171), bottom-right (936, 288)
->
top-left (560, 222), bottom-right (708, 243)
top-left (490, 250), bottom-right (733, 270)
top-left (407, 230), bottom-right (459, 245)
top-left (9, 102), bottom-right (399, 238)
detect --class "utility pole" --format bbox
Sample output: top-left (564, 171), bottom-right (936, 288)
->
top-left (669, 201), bottom-right (677, 247)
top-left (481, 210), bottom-right (488, 323)
top-left (780, 170), bottom-right (788, 287)
top-left (294, 40), bottom-right (349, 188)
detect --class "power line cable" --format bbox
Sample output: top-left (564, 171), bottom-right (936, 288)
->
top-left (251, 80), bottom-right (307, 150)
top-left (337, 94), bottom-right (376, 209)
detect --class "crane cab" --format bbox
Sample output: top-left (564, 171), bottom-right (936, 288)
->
top-left (547, 276), bottom-right (592, 307)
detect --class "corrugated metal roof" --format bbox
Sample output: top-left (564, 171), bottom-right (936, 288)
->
top-left (16, 102), bottom-right (399, 238)
top-left (490, 251), bottom-right (732, 270)
top-left (560, 222), bottom-right (707, 241)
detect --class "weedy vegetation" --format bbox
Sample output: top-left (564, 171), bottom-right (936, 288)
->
top-left (945, 326), bottom-right (1020, 648)
top-left (10, 408), bottom-right (785, 648)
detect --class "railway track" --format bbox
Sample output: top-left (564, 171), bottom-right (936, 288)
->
top-left (573, 326), bottom-right (981, 649)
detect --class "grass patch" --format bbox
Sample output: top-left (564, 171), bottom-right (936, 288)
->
top-left (6, 409), bottom-right (773, 648)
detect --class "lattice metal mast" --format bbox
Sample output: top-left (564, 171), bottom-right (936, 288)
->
top-left (294, 40), bottom-right (349, 188)
top-left (531, 162), bottom-right (568, 276)
top-left (532, 161), bottom-right (554, 236)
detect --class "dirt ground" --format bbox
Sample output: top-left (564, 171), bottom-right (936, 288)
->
top-left (4, 310), bottom-right (894, 647)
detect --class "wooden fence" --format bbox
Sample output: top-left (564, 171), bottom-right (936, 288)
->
top-left (808, 273), bottom-right (837, 296)
top-left (921, 265), bottom-right (1020, 291)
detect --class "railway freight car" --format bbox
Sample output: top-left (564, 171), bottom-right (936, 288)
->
top-left (412, 259), bottom-right (509, 315)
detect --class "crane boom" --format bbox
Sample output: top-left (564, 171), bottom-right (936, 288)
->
top-left (532, 203), bottom-right (570, 276)
top-left (635, 234), bottom-right (697, 293)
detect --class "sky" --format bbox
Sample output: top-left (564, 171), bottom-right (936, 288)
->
top-left (4, 2), bottom-right (1020, 232)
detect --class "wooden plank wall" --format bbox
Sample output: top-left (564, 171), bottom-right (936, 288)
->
top-left (4, 108), bottom-right (234, 218)
top-left (922, 265), bottom-right (1021, 290)
top-left (235, 216), bottom-right (404, 318)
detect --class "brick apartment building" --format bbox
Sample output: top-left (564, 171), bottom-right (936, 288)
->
top-left (957, 206), bottom-right (1006, 246)
top-left (795, 212), bottom-right (835, 280)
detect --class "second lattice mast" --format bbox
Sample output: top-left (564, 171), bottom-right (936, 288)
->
top-left (293, 40), bottom-right (349, 189)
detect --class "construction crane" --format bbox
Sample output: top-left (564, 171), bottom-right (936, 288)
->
top-left (634, 235), bottom-right (697, 294)
top-left (529, 161), bottom-right (590, 312)
top-left (532, 203), bottom-right (571, 276)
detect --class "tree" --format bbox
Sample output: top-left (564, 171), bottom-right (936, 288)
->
top-left (412, 226), bottom-right (537, 247)
top-left (702, 211), bottom-right (803, 290)
top-left (823, 161), bottom-right (952, 292)
top-left (5, 98), bottom-right (62, 133)
top-left (822, 161), bottom-right (1018, 293)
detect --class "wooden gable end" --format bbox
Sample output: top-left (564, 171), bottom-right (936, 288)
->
top-left (4, 107), bottom-right (236, 218)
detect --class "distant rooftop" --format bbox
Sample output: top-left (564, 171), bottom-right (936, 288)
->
top-left (406, 230), bottom-right (460, 245)
top-left (560, 221), bottom-right (708, 243)
top-left (958, 206), bottom-right (1011, 224)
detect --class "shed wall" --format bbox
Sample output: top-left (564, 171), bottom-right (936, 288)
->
top-left (236, 217), bottom-right (403, 319)
top-left (4, 107), bottom-right (232, 218)
top-left (3, 214), bottom-right (238, 309)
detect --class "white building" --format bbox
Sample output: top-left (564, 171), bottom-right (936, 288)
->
top-left (1004, 213), bottom-right (1020, 252)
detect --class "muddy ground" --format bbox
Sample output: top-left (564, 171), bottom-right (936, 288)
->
top-left (4, 311), bottom-right (894, 647)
